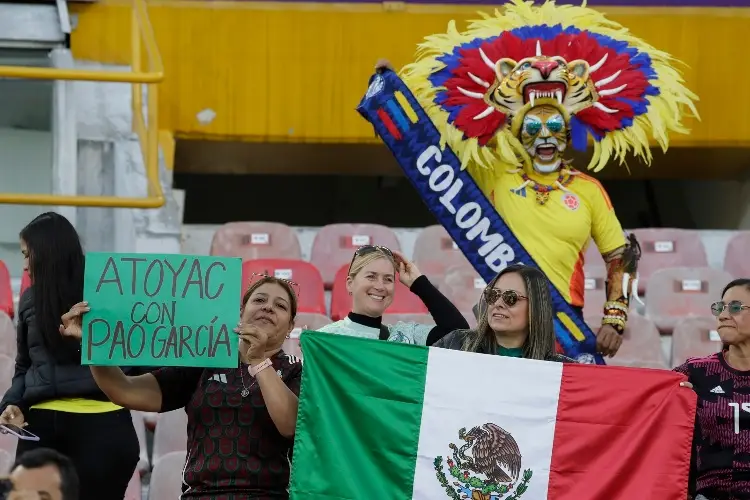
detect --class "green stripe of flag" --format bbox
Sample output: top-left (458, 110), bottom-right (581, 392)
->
top-left (290, 331), bottom-right (429, 499)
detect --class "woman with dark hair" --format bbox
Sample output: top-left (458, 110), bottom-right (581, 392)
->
top-left (0, 212), bottom-right (140, 500)
top-left (674, 278), bottom-right (750, 500)
top-left (59, 275), bottom-right (302, 499)
top-left (434, 264), bottom-right (573, 361)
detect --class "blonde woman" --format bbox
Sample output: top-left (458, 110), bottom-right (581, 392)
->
top-left (318, 245), bottom-right (468, 345)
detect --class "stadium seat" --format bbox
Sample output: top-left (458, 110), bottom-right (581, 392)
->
top-left (0, 262), bottom-right (12, 319)
top-left (0, 433), bottom-right (16, 458)
top-left (329, 263), bottom-right (427, 321)
top-left (209, 222), bottom-right (302, 260)
top-left (0, 449), bottom-right (12, 475)
top-left (631, 229), bottom-right (708, 294)
top-left (148, 451), bottom-right (186, 500)
top-left (124, 470), bottom-right (142, 500)
top-left (412, 226), bottom-right (470, 280)
top-left (723, 231), bottom-right (750, 277)
top-left (152, 409), bottom-right (187, 467)
top-left (582, 257), bottom-right (608, 318)
top-left (645, 267), bottom-right (732, 334)
top-left (142, 412), bottom-right (158, 431)
top-left (585, 313), bottom-right (667, 369)
top-left (583, 239), bottom-right (606, 270)
top-left (284, 313), bottom-right (331, 359)
top-left (432, 264), bottom-right (486, 315)
top-left (0, 313), bottom-right (15, 358)
top-left (0, 355), bottom-right (14, 390)
top-left (671, 316), bottom-right (723, 368)
top-left (241, 259), bottom-right (325, 315)
top-left (310, 223), bottom-right (401, 288)
top-left (130, 411), bottom-right (150, 475)
top-left (20, 271), bottom-right (30, 298)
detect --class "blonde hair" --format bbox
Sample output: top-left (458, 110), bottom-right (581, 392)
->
top-left (348, 250), bottom-right (396, 279)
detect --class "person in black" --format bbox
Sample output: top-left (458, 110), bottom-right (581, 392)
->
top-left (0, 212), bottom-right (140, 500)
top-left (318, 245), bottom-right (468, 344)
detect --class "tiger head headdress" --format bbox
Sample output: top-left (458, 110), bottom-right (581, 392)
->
top-left (402, 0), bottom-right (699, 173)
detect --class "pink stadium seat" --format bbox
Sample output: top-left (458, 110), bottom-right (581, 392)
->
top-left (130, 411), bottom-right (150, 474)
top-left (20, 271), bottom-right (30, 298)
top-left (0, 355), bottom-right (14, 391)
top-left (329, 263), bottom-right (428, 321)
top-left (152, 410), bottom-right (187, 467)
top-left (723, 231), bottom-right (750, 277)
top-left (585, 313), bottom-right (667, 369)
top-left (124, 470), bottom-right (142, 500)
top-left (432, 264), bottom-right (485, 315)
top-left (241, 259), bottom-right (325, 315)
top-left (311, 223), bottom-right (401, 288)
top-left (0, 262), bottom-right (12, 319)
top-left (0, 449), bottom-right (13, 475)
top-left (283, 313), bottom-right (332, 359)
top-left (583, 239), bottom-right (606, 270)
top-left (148, 451), bottom-right (186, 500)
top-left (0, 431), bottom-right (16, 458)
top-left (462, 312), bottom-right (478, 329)
top-left (631, 229), bottom-right (708, 294)
top-left (412, 226), bottom-right (470, 279)
top-left (582, 259), bottom-right (608, 318)
top-left (210, 222), bottom-right (302, 260)
top-left (645, 267), bottom-right (732, 334)
top-left (671, 316), bottom-right (723, 368)
top-left (0, 313), bottom-right (15, 359)
top-left (142, 412), bottom-right (158, 431)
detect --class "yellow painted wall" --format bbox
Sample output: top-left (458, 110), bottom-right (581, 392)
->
top-left (69, 2), bottom-right (749, 146)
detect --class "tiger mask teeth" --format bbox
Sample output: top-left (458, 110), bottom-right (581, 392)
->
top-left (528, 90), bottom-right (564, 106)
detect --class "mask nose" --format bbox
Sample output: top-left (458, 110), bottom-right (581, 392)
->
top-left (531, 59), bottom-right (559, 79)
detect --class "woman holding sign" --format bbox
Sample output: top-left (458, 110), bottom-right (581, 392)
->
top-left (0, 212), bottom-right (141, 500)
top-left (60, 274), bottom-right (302, 500)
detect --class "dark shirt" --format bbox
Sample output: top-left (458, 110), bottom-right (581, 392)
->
top-left (152, 350), bottom-right (302, 499)
top-left (674, 353), bottom-right (750, 500)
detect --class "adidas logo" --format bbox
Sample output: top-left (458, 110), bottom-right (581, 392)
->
top-left (710, 386), bottom-right (725, 394)
top-left (210, 374), bottom-right (227, 384)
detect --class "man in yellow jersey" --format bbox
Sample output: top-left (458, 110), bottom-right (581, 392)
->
top-left (374, 0), bottom-right (697, 359)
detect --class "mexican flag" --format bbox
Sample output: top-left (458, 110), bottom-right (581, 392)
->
top-left (290, 332), bottom-right (696, 500)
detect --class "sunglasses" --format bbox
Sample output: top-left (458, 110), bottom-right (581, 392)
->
top-left (347, 245), bottom-right (394, 273)
top-left (246, 272), bottom-right (300, 299)
top-left (711, 300), bottom-right (750, 317)
top-left (483, 288), bottom-right (527, 307)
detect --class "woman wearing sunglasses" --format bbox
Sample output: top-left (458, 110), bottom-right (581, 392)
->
top-left (433, 264), bottom-right (572, 361)
top-left (674, 278), bottom-right (750, 500)
top-left (319, 245), bottom-right (468, 345)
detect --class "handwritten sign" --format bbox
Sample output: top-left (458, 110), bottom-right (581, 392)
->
top-left (81, 253), bottom-right (242, 367)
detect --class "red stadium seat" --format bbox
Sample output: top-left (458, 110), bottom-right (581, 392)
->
top-left (329, 263), bottom-right (427, 321)
top-left (723, 231), bottom-right (750, 277)
top-left (20, 271), bottom-right (30, 298)
top-left (311, 223), bottom-right (401, 288)
top-left (645, 267), bottom-right (732, 334)
top-left (0, 262), bottom-right (12, 319)
top-left (432, 263), bottom-right (485, 315)
top-left (585, 313), bottom-right (667, 369)
top-left (631, 229), bottom-right (708, 294)
top-left (412, 226), bottom-right (470, 280)
top-left (148, 451), bottom-right (186, 500)
top-left (130, 411), bottom-right (150, 475)
top-left (671, 316), bottom-right (723, 368)
top-left (152, 410), bottom-right (187, 468)
top-left (210, 222), bottom-right (302, 260)
top-left (0, 313), bottom-right (15, 359)
top-left (241, 259), bottom-right (325, 315)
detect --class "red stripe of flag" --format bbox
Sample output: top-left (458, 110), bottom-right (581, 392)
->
top-left (377, 108), bottom-right (402, 140)
top-left (548, 364), bottom-right (696, 500)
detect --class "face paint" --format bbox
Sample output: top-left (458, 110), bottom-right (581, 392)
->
top-left (520, 105), bottom-right (567, 174)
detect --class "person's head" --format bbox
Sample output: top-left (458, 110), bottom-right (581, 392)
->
top-left (712, 279), bottom-right (750, 347)
top-left (10, 448), bottom-right (79, 500)
top-left (518, 103), bottom-right (569, 174)
top-left (345, 246), bottom-right (397, 318)
top-left (241, 276), bottom-right (298, 351)
top-left (19, 212), bottom-right (84, 364)
top-left (464, 264), bottom-right (555, 359)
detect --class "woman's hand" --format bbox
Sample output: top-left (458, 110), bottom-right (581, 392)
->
top-left (393, 250), bottom-right (423, 288)
top-left (680, 381), bottom-right (694, 390)
top-left (235, 323), bottom-right (269, 366)
top-left (58, 301), bottom-right (89, 340)
top-left (0, 405), bottom-right (26, 428)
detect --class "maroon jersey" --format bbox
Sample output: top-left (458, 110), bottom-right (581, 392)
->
top-left (152, 350), bottom-right (302, 499)
top-left (674, 353), bottom-right (750, 500)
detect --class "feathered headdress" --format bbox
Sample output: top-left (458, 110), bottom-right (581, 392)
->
top-left (402, 0), bottom-right (699, 172)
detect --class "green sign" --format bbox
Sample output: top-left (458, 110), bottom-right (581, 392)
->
top-left (81, 252), bottom-right (242, 367)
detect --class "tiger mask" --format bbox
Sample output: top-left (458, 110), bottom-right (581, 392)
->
top-left (485, 55), bottom-right (597, 117)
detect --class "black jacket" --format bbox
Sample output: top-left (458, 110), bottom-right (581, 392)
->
top-left (0, 288), bottom-right (148, 414)
top-left (433, 329), bottom-right (576, 363)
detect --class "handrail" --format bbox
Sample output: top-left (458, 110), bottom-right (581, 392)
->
top-left (0, 0), bottom-right (166, 208)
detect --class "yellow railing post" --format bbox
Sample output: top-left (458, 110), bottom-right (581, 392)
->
top-left (0, 0), bottom-right (165, 208)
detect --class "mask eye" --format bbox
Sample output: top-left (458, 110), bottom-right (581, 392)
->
top-left (524, 121), bottom-right (542, 136)
top-left (519, 62), bottom-right (532, 71)
top-left (546, 117), bottom-right (564, 133)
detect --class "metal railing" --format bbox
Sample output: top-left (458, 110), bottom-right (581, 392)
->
top-left (0, 0), bottom-right (165, 208)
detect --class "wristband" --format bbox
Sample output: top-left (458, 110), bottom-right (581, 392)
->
top-left (248, 358), bottom-right (272, 377)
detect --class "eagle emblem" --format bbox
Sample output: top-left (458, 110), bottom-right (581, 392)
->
top-left (434, 423), bottom-right (533, 500)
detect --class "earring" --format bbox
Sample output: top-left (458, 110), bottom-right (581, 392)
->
top-left (348, 291), bottom-right (352, 296)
